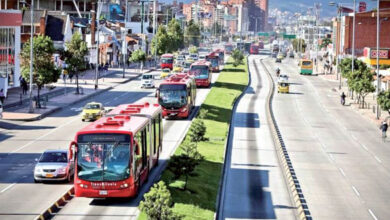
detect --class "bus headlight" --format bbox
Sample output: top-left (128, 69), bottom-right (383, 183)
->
top-left (120, 183), bottom-right (129, 188)
top-left (80, 184), bottom-right (88, 188)
top-left (181, 108), bottom-right (187, 113)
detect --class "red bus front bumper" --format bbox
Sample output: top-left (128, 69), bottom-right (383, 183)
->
top-left (161, 64), bottom-right (172, 70)
top-left (74, 178), bottom-right (137, 198)
top-left (212, 67), bottom-right (219, 72)
top-left (162, 107), bottom-right (189, 118)
top-left (195, 79), bottom-right (211, 87)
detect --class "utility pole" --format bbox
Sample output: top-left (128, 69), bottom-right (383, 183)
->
top-left (29, 0), bottom-right (34, 112)
top-left (376, 0), bottom-right (380, 119)
top-left (153, 0), bottom-right (157, 67)
top-left (122, 0), bottom-right (128, 78)
top-left (351, 0), bottom-right (356, 78)
top-left (94, 0), bottom-right (101, 90)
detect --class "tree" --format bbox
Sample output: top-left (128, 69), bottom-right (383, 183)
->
top-left (169, 142), bottom-right (201, 190)
top-left (21, 35), bottom-right (61, 108)
top-left (151, 26), bottom-right (171, 55)
top-left (320, 38), bottom-right (332, 49)
top-left (61, 32), bottom-right (88, 94)
top-left (167, 19), bottom-right (184, 51)
top-left (188, 119), bottom-right (206, 143)
top-left (231, 49), bottom-right (244, 67)
top-left (129, 49), bottom-right (147, 70)
top-left (188, 46), bottom-right (198, 54)
top-left (184, 20), bottom-right (201, 47)
top-left (292, 38), bottom-right (307, 53)
top-left (140, 181), bottom-right (181, 220)
top-left (378, 90), bottom-right (390, 115)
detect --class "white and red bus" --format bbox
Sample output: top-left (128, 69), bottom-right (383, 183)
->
top-left (69, 102), bottom-right (163, 198)
top-left (206, 52), bottom-right (220, 72)
top-left (160, 54), bottom-right (174, 70)
top-left (189, 61), bottom-right (212, 87)
top-left (157, 74), bottom-right (196, 119)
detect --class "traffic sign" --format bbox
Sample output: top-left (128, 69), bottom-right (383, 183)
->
top-left (283, 34), bottom-right (296, 39)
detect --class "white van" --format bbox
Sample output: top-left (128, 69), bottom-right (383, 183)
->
top-left (141, 73), bottom-right (155, 88)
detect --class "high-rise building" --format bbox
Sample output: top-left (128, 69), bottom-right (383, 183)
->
top-left (253, 0), bottom-right (268, 31)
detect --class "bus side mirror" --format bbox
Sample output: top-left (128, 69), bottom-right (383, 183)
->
top-left (69, 141), bottom-right (77, 162)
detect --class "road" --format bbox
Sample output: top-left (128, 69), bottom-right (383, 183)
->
top-left (0, 69), bottom-right (219, 220)
top-left (264, 57), bottom-right (390, 219)
top-left (218, 55), bottom-right (294, 219)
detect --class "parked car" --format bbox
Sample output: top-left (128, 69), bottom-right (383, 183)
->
top-left (81, 102), bottom-right (104, 121)
top-left (34, 149), bottom-right (74, 183)
top-left (141, 73), bottom-right (155, 88)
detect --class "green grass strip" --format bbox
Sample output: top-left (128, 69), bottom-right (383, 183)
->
top-left (139, 58), bottom-right (249, 220)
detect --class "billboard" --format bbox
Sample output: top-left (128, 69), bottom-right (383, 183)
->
top-left (359, 2), bottom-right (367, 12)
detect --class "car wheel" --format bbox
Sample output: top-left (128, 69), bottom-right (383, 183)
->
top-left (34, 178), bottom-right (40, 183)
top-left (82, 119), bottom-right (85, 122)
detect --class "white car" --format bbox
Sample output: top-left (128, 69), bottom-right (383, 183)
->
top-left (141, 73), bottom-right (155, 88)
top-left (199, 54), bottom-right (206, 61)
top-left (34, 149), bottom-right (74, 183)
top-left (189, 53), bottom-right (198, 61)
top-left (278, 74), bottom-right (289, 83)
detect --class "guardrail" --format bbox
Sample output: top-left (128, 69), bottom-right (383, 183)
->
top-left (258, 58), bottom-right (311, 220)
top-left (35, 187), bottom-right (74, 220)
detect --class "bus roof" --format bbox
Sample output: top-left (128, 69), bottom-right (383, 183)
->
top-left (191, 60), bottom-right (211, 66)
top-left (160, 73), bottom-right (194, 86)
top-left (161, 54), bottom-right (174, 58)
top-left (77, 102), bottom-right (161, 136)
top-left (207, 52), bottom-right (219, 58)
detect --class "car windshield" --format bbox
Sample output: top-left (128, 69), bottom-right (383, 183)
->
top-left (190, 65), bottom-right (209, 79)
top-left (159, 84), bottom-right (187, 108)
top-left (142, 75), bottom-right (153, 80)
top-left (302, 61), bottom-right (312, 66)
top-left (77, 134), bottom-right (131, 181)
top-left (85, 104), bottom-right (100, 109)
top-left (39, 152), bottom-right (68, 163)
top-left (162, 58), bottom-right (173, 64)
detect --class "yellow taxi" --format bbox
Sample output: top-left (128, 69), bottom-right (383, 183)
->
top-left (173, 65), bottom-right (183, 73)
top-left (81, 102), bottom-right (105, 121)
top-left (160, 68), bottom-right (171, 78)
top-left (278, 82), bottom-right (289, 93)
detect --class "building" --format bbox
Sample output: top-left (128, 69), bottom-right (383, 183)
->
top-left (253, 0), bottom-right (267, 31)
top-left (0, 10), bottom-right (22, 92)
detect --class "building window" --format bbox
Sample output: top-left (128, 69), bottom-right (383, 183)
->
top-left (0, 28), bottom-right (16, 86)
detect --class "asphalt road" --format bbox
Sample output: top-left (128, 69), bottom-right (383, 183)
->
top-left (218, 55), bottom-right (294, 219)
top-left (0, 68), bottom-right (218, 220)
top-left (265, 57), bottom-right (390, 219)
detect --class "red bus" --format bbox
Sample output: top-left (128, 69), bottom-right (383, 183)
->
top-left (214, 49), bottom-right (225, 64)
top-left (189, 61), bottom-right (212, 87)
top-left (206, 52), bottom-right (220, 72)
top-left (258, 41), bottom-right (264, 49)
top-left (157, 74), bottom-right (196, 119)
top-left (69, 102), bottom-right (163, 198)
top-left (160, 54), bottom-right (174, 70)
top-left (250, 44), bottom-right (259, 54)
top-left (224, 44), bottom-right (233, 54)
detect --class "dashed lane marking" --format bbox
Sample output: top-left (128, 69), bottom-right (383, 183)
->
top-left (352, 186), bottom-right (360, 197)
top-left (375, 156), bottom-right (382, 163)
top-left (368, 209), bottom-right (378, 220)
top-left (0, 183), bottom-right (16, 193)
top-left (339, 168), bottom-right (346, 177)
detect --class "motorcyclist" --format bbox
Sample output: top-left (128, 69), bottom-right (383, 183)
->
top-left (276, 68), bottom-right (280, 77)
top-left (340, 92), bottom-right (346, 105)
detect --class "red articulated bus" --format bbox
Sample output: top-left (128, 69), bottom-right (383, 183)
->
top-left (250, 44), bottom-right (259, 54)
top-left (69, 102), bottom-right (163, 198)
top-left (206, 52), bottom-right (220, 72)
top-left (157, 74), bottom-right (196, 119)
top-left (189, 61), bottom-right (212, 88)
top-left (160, 54), bottom-right (174, 70)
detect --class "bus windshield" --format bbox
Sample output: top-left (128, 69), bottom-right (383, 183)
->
top-left (161, 58), bottom-right (173, 64)
top-left (159, 84), bottom-right (187, 108)
top-left (208, 58), bottom-right (218, 67)
top-left (302, 61), bottom-right (312, 66)
top-left (190, 65), bottom-right (209, 79)
top-left (77, 134), bottom-right (131, 182)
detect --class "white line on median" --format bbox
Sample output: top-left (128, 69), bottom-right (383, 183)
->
top-left (339, 168), bottom-right (346, 177)
top-left (0, 183), bottom-right (16, 193)
top-left (352, 186), bottom-right (360, 197)
top-left (368, 209), bottom-right (378, 220)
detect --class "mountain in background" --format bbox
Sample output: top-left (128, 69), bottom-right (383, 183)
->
top-left (269, 0), bottom-right (375, 18)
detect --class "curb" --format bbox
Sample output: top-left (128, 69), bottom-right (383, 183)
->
top-left (259, 59), bottom-right (311, 220)
top-left (6, 70), bottom-right (154, 121)
top-left (35, 187), bottom-right (75, 220)
top-left (215, 56), bottom-right (250, 220)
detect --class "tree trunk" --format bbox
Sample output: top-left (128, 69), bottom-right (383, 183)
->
top-left (76, 71), bottom-right (79, 94)
top-left (37, 86), bottom-right (41, 108)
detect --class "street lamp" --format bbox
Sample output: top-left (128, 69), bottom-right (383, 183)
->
top-left (20, 0), bottom-right (34, 113)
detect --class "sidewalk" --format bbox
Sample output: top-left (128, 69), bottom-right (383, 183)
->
top-left (2, 66), bottom-right (155, 121)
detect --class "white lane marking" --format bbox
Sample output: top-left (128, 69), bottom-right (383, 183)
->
top-left (374, 156), bottom-right (382, 163)
top-left (352, 186), bottom-right (360, 197)
top-left (351, 134), bottom-right (358, 141)
top-left (339, 168), bottom-right (346, 177)
top-left (361, 144), bottom-right (369, 151)
top-left (0, 183), bottom-right (16, 193)
top-left (10, 117), bottom-right (79, 154)
top-left (368, 209), bottom-right (378, 220)
top-left (329, 154), bottom-right (335, 161)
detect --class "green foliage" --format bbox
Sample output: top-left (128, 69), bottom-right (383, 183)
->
top-left (189, 119), bottom-right (206, 142)
top-left (129, 49), bottom-right (146, 63)
top-left (188, 46), bottom-right (198, 54)
top-left (21, 35), bottom-right (60, 107)
top-left (197, 109), bottom-right (208, 119)
top-left (151, 19), bottom-right (184, 55)
top-left (139, 181), bottom-right (181, 220)
top-left (292, 38), bottom-right (307, 52)
top-left (61, 32), bottom-right (88, 94)
top-left (231, 49), bottom-right (244, 67)
top-left (378, 91), bottom-right (390, 114)
top-left (380, 64), bottom-right (390, 70)
top-left (184, 20), bottom-right (201, 47)
top-left (320, 38), bottom-right (332, 49)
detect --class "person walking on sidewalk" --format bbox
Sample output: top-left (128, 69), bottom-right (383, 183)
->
top-left (0, 89), bottom-right (5, 104)
top-left (380, 121), bottom-right (388, 138)
top-left (340, 92), bottom-right (346, 105)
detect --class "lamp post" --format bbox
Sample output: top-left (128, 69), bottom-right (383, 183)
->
top-left (21, 0), bottom-right (34, 113)
top-left (375, 0), bottom-right (380, 119)
top-left (351, 0), bottom-right (356, 77)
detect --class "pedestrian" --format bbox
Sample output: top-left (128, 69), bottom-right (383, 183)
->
top-left (340, 92), bottom-right (346, 105)
top-left (0, 89), bottom-right (5, 104)
top-left (22, 78), bottom-right (28, 95)
top-left (330, 65), bottom-right (333, 74)
top-left (380, 121), bottom-right (388, 138)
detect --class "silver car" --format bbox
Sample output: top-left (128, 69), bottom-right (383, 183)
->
top-left (34, 150), bottom-right (74, 183)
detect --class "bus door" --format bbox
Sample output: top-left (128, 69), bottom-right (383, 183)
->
top-left (134, 125), bottom-right (150, 185)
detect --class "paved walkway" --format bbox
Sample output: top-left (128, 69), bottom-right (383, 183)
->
top-left (2, 66), bottom-right (155, 121)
